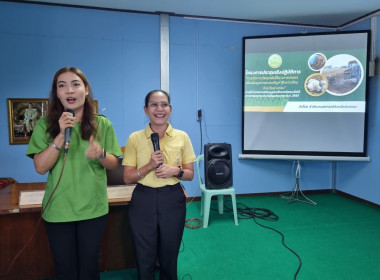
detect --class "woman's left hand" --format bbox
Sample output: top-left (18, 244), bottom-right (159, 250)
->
top-left (85, 135), bottom-right (103, 160)
top-left (155, 164), bottom-right (178, 178)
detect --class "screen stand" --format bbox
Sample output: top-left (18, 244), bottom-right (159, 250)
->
top-left (281, 161), bottom-right (317, 205)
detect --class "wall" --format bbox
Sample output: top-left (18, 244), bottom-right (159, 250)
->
top-left (0, 2), bottom-right (378, 204)
top-left (0, 2), bottom-right (161, 183)
top-left (337, 18), bottom-right (380, 204)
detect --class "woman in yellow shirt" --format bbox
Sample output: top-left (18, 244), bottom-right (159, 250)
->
top-left (123, 89), bottom-right (196, 280)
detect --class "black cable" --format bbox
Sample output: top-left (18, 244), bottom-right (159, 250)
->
top-left (41, 153), bottom-right (67, 216)
top-left (179, 239), bottom-right (185, 253)
top-left (198, 113), bottom-right (203, 155)
top-left (222, 200), bottom-right (302, 280)
top-left (179, 239), bottom-right (193, 279)
top-left (202, 109), bottom-right (210, 144)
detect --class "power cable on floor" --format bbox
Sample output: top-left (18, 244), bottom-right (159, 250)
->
top-left (223, 200), bottom-right (302, 280)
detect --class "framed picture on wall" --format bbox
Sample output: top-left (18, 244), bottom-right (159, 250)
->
top-left (7, 98), bottom-right (98, 145)
top-left (7, 98), bottom-right (49, 145)
top-left (93, 99), bottom-right (98, 113)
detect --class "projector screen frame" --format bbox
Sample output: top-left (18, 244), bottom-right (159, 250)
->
top-left (242, 30), bottom-right (371, 160)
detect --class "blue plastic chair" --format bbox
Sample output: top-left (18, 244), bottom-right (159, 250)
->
top-left (196, 154), bottom-right (238, 228)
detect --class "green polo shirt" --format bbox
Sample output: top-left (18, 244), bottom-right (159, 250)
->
top-left (26, 115), bottom-right (122, 222)
top-left (122, 123), bottom-right (196, 188)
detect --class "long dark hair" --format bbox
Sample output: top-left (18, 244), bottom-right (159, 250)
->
top-left (46, 67), bottom-right (97, 140)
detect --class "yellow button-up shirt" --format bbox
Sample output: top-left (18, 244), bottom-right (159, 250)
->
top-left (122, 123), bottom-right (196, 188)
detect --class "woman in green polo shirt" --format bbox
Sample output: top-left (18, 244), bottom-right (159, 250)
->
top-left (26, 67), bottom-right (122, 280)
top-left (123, 89), bottom-right (196, 280)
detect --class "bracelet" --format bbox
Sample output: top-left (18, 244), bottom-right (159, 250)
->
top-left (137, 168), bottom-right (143, 179)
top-left (51, 142), bottom-right (61, 151)
top-left (97, 148), bottom-right (106, 160)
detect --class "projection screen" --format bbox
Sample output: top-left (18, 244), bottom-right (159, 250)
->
top-left (242, 31), bottom-right (370, 160)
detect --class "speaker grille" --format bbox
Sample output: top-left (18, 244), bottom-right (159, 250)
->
top-left (204, 143), bottom-right (233, 189)
top-left (207, 159), bottom-right (232, 186)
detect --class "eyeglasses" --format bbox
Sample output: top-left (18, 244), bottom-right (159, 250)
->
top-left (148, 102), bottom-right (170, 109)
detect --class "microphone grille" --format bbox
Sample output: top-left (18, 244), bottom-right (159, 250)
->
top-left (66, 108), bottom-right (75, 117)
top-left (151, 132), bottom-right (159, 141)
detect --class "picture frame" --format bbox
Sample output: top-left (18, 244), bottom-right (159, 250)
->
top-left (7, 98), bottom-right (98, 145)
top-left (93, 100), bottom-right (98, 113)
top-left (7, 98), bottom-right (49, 145)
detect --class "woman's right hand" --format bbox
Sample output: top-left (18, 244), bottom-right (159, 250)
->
top-left (150, 150), bottom-right (164, 169)
top-left (33, 112), bottom-right (73, 175)
top-left (58, 111), bottom-right (75, 136)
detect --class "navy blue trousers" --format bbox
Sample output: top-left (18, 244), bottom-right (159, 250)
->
top-left (44, 214), bottom-right (107, 280)
top-left (129, 183), bottom-right (186, 280)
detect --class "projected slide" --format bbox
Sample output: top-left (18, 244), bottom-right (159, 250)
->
top-left (244, 50), bottom-right (366, 113)
top-left (242, 31), bottom-right (369, 158)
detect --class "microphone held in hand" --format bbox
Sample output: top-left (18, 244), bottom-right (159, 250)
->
top-left (151, 132), bottom-right (162, 167)
top-left (64, 109), bottom-right (75, 153)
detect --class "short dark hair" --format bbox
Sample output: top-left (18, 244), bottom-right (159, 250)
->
top-left (144, 90), bottom-right (170, 107)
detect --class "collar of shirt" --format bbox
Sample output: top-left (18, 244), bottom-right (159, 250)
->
top-left (144, 123), bottom-right (174, 139)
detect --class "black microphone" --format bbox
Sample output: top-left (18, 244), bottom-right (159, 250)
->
top-left (64, 109), bottom-right (75, 153)
top-left (151, 132), bottom-right (162, 167)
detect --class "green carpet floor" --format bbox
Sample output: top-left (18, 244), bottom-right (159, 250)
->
top-left (49, 193), bottom-right (380, 279)
top-left (177, 193), bottom-right (380, 279)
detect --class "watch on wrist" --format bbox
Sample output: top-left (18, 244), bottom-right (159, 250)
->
top-left (177, 166), bottom-right (184, 178)
top-left (98, 148), bottom-right (106, 160)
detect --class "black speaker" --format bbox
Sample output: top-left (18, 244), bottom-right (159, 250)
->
top-left (204, 143), bottom-right (233, 189)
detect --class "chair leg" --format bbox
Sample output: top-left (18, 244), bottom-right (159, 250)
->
top-left (217, 194), bottom-right (224, 214)
top-left (200, 192), bottom-right (204, 216)
top-left (231, 194), bottom-right (238, 225)
top-left (203, 193), bottom-right (212, 228)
